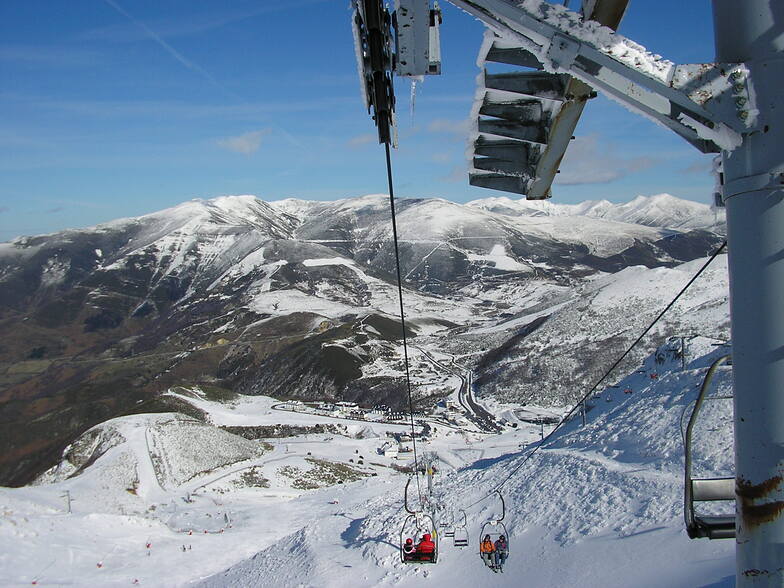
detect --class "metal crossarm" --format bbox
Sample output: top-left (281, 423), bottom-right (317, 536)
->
top-left (468, 0), bottom-right (629, 198)
top-left (450, 0), bottom-right (755, 153)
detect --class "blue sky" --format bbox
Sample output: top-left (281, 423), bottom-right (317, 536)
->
top-left (0, 0), bottom-right (718, 240)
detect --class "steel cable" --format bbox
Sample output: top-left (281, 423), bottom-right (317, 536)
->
top-left (383, 141), bottom-right (425, 507)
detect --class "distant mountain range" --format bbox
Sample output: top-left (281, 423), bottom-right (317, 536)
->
top-left (0, 193), bottom-right (727, 485)
top-left (466, 192), bottom-right (726, 231)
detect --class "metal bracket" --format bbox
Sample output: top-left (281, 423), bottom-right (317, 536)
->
top-left (547, 34), bottom-right (580, 72)
top-left (672, 63), bottom-right (756, 131)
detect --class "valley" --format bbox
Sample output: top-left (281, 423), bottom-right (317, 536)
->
top-left (0, 193), bottom-right (727, 486)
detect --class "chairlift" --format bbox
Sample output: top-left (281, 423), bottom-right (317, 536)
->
top-left (479, 491), bottom-right (509, 572)
top-left (683, 355), bottom-right (735, 540)
top-left (400, 477), bottom-right (439, 564)
top-left (453, 509), bottom-right (469, 548)
top-left (441, 509), bottom-right (455, 537)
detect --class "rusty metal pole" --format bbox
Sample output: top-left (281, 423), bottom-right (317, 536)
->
top-left (713, 1), bottom-right (784, 583)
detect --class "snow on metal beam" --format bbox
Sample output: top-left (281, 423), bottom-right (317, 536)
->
top-left (450, 0), bottom-right (751, 151)
top-left (469, 172), bottom-right (533, 194)
top-left (483, 71), bottom-right (569, 100)
top-left (465, 0), bottom-right (633, 199)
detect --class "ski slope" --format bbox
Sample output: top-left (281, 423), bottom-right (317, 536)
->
top-left (199, 338), bottom-right (735, 588)
top-left (0, 338), bottom-right (736, 587)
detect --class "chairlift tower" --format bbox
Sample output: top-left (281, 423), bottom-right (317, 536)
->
top-left (352, 0), bottom-right (783, 583)
top-left (713, 2), bottom-right (784, 583)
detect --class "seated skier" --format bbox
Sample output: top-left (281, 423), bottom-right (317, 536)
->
top-left (415, 533), bottom-right (435, 561)
top-left (402, 537), bottom-right (416, 561)
top-left (493, 535), bottom-right (508, 572)
top-left (480, 534), bottom-right (496, 570)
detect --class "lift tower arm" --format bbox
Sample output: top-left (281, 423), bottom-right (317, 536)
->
top-left (468, 0), bottom-right (629, 199)
top-left (450, 0), bottom-right (756, 154)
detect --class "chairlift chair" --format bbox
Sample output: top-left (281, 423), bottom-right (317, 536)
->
top-left (683, 355), bottom-right (736, 540)
top-left (453, 509), bottom-right (469, 547)
top-left (479, 520), bottom-right (509, 546)
top-left (400, 477), bottom-right (439, 564)
top-left (401, 512), bottom-right (438, 563)
top-left (441, 509), bottom-right (455, 538)
top-left (478, 492), bottom-right (509, 570)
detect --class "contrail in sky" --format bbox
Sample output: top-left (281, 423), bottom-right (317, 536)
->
top-left (102, 0), bottom-right (239, 98)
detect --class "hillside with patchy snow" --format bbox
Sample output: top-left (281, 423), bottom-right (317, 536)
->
top-left (0, 192), bottom-right (725, 487)
top-left (469, 254), bottom-right (730, 405)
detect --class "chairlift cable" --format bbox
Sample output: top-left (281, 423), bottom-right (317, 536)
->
top-left (383, 141), bottom-right (424, 506)
top-left (463, 239), bottom-right (728, 510)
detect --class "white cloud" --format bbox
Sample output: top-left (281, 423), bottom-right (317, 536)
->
top-left (217, 129), bottom-right (270, 155)
top-left (347, 133), bottom-right (377, 148)
top-left (681, 158), bottom-right (713, 175)
top-left (427, 118), bottom-right (471, 134)
top-left (555, 135), bottom-right (655, 185)
top-left (440, 164), bottom-right (468, 183)
top-left (0, 46), bottom-right (100, 67)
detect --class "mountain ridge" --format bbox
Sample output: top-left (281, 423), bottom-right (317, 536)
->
top-left (0, 192), bottom-right (727, 486)
top-left (466, 192), bottom-right (725, 231)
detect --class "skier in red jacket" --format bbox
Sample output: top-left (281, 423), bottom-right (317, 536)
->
top-left (415, 533), bottom-right (435, 561)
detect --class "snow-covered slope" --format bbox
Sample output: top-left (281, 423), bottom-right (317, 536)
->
top-left (0, 339), bottom-right (736, 587)
top-left (35, 413), bottom-right (269, 504)
top-left (198, 338), bottom-right (736, 587)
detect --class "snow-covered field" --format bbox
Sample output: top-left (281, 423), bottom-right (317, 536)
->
top-left (0, 337), bottom-right (736, 587)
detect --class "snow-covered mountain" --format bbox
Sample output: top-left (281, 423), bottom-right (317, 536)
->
top-left (0, 193), bottom-right (726, 486)
top-left (467, 192), bottom-right (726, 231)
top-left (0, 190), bottom-right (736, 586)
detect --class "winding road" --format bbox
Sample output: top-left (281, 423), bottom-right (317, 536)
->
top-left (415, 347), bottom-right (502, 433)
top-left (262, 347), bottom-right (502, 435)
